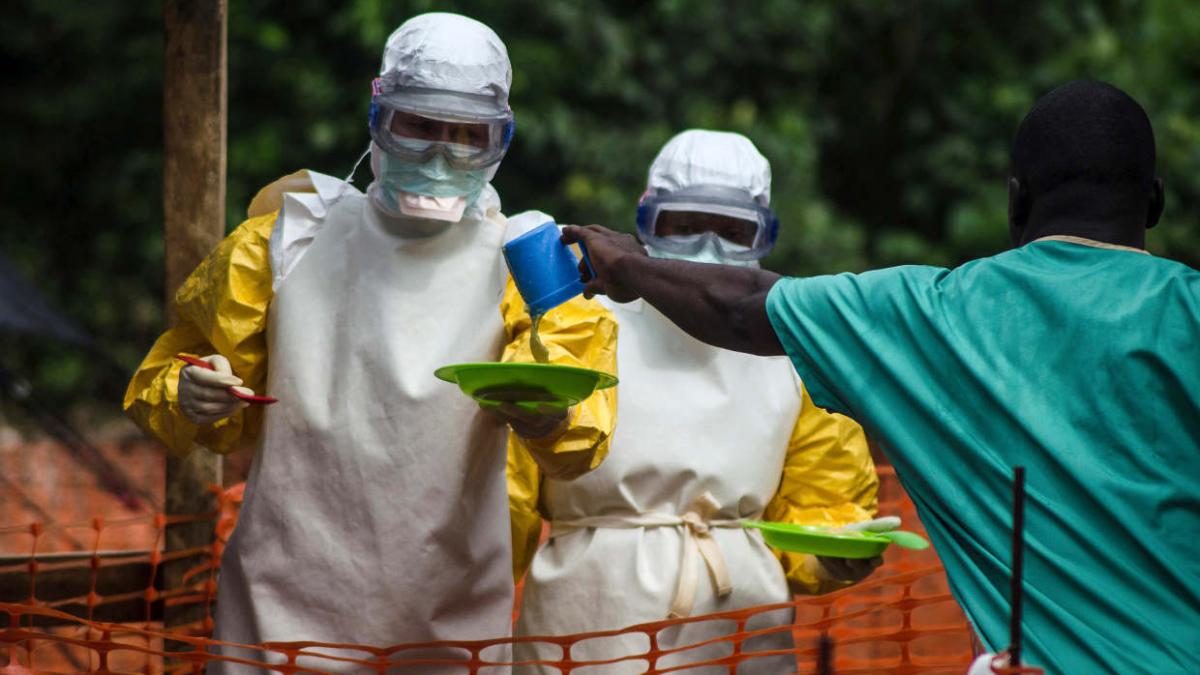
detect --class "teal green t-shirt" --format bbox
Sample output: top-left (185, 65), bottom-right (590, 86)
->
top-left (766, 240), bottom-right (1199, 674)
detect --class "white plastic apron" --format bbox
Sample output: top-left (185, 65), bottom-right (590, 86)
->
top-left (515, 298), bottom-right (803, 675)
top-left (211, 192), bottom-right (512, 674)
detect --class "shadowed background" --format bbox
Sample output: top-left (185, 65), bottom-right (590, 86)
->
top-left (1, 0), bottom-right (1197, 412)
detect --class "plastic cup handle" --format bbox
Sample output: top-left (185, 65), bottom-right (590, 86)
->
top-left (577, 240), bottom-right (596, 282)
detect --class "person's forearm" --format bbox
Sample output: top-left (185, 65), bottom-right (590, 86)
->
top-left (562, 224), bottom-right (788, 355)
top-left (613, 254), bottom-right (785, 355)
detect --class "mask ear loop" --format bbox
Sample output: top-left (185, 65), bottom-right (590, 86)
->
top-left (337, 78), bottom-right (384, 205)
top-left (344, 144), bottom-right (371, 185)
top-left (328, 143), bottom-right (372, 207)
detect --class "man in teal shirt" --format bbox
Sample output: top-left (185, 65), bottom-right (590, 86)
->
top-left (562, 81), bottom-right (1198, 673)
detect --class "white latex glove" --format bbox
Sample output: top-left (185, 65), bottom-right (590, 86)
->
top-left (836, 516), bottom-right (902, 534)
top-left (967, 652), bottom-right (1008, 675)
top-left (178, 354), bottom-right (251, 425)
top-left (814, 516), bottom-right (903, 582)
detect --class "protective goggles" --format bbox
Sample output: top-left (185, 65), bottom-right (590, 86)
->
top-left (636, 185), bottom-right (779, 260)
top-left (369, 80), bottom-right (515, 170)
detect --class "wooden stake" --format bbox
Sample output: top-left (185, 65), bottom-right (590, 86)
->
top-left (818, 632), bottom-right (834, 675)
top-left (162, 0), bottom-right (227, 634)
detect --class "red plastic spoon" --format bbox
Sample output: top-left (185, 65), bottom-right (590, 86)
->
top-left (175, 354), bottom-right (279, 405)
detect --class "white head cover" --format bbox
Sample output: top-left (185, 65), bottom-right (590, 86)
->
top-left (379, 12), bottom-right (512, 109)
top-left (647, 129), bottom-right (772, 205)
top-left (368, 13), bottom-right (511, 222)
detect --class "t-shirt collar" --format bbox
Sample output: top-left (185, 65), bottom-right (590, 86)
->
top-left (1031, 235), bottom-right (1150, 255)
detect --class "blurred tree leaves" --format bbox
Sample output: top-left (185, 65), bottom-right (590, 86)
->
top-left (0, 0), bottom-right (1196, 406)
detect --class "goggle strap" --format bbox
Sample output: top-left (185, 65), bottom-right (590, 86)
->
top-left (502, 118), bottom-right (516, 147)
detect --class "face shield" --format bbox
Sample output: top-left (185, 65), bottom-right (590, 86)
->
top-left (369, 80), bottom-right (515, 171)
top-left (637, 185), bottom-right (779, 261)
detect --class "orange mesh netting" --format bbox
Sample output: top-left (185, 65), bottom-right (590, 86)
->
top-left (1, 466), bottom-right (985, 673)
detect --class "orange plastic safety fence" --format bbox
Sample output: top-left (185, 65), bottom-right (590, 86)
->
top-left (0, 468), bottom-right (979, 674)
top-left (2, 565), bottom-right (969, 674)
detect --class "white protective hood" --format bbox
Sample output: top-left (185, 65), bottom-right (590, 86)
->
top-left (367, 13), bottom-right (512, 219)
top-left (647, 129), bottom-right (772, 205)
top-left (380, 12), bottom-right (512, 108)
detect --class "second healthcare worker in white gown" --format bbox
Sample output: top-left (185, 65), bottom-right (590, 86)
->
top-left (508, 130), bottom-right (882, 673)
top-left (125, 13), bottom-right (616, 674)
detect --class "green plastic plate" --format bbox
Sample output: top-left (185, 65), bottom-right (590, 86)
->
top-left (743, 521), bottom-right (893, 559)
top-left (434, 362), bottom-right (618, 411)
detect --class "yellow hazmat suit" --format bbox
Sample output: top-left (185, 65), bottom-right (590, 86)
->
top-left (509, 382), bottom-right (878, 593)
top-left (124, 170), bottom-right (616, 669)
top-left (125, 171), bottom-right (615, 472)
top-left (508, 294), bottom-right (877, 675)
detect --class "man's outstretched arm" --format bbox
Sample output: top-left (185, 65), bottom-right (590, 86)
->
top-left (562, 225), bottom-right (786, 356)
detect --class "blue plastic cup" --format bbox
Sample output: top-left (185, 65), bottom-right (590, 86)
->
top-left (503, 221), bottom-right (595, 316)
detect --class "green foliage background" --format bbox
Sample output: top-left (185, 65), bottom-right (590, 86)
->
top-left (1, 0), bottom-right (1198, 409)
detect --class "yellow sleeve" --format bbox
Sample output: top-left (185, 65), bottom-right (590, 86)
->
top-left (122, 211), bottom-right (277, 458)
top-left (500, 277), bottom-right (618, 480)
top-left (763, 386), bottom-right (879, 595)
top-left (507, 438), bottom-right (543, 584)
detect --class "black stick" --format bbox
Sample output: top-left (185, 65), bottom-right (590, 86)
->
top-left (1010, 466), bottom-right (1026, 667)
top-left (818, 632), bottom-right (833, 675)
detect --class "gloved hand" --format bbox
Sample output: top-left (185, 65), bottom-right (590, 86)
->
top-left (815, 554), bottom-right (883, 582)
top-left (967, 652), bottom-right (1009, 675)
top-left (814, 516), bottom-right (903, 582)
top-left (481, 402), bottom-right (570, 441)
top-left (178, 354), bottom-right (252, 425)
top-left (838, 516), bottom-right (902, 533)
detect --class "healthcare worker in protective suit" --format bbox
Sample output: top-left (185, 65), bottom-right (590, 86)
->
top-left (508, 130), bottom-right (882, 674)
top-left (124, 13), bottom-right (616, 674)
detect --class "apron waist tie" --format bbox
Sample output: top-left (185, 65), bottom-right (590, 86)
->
top-left (549, 492), bottom-right (749, 618)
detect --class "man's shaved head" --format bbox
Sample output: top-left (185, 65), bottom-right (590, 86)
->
top-left (1008, 80), bottom-right (1163, 247)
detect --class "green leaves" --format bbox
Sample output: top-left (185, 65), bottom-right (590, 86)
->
top-left (1, 0), bottom-right (1197, 408)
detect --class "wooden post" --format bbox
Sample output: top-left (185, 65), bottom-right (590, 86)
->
top-left (163, 0), bottom-right (227, 633)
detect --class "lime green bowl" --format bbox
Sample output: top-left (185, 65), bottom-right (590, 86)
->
top-left (434, 362), bottom-right (618, 411)
top-left (743, 521), bottom-right (891, 559)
